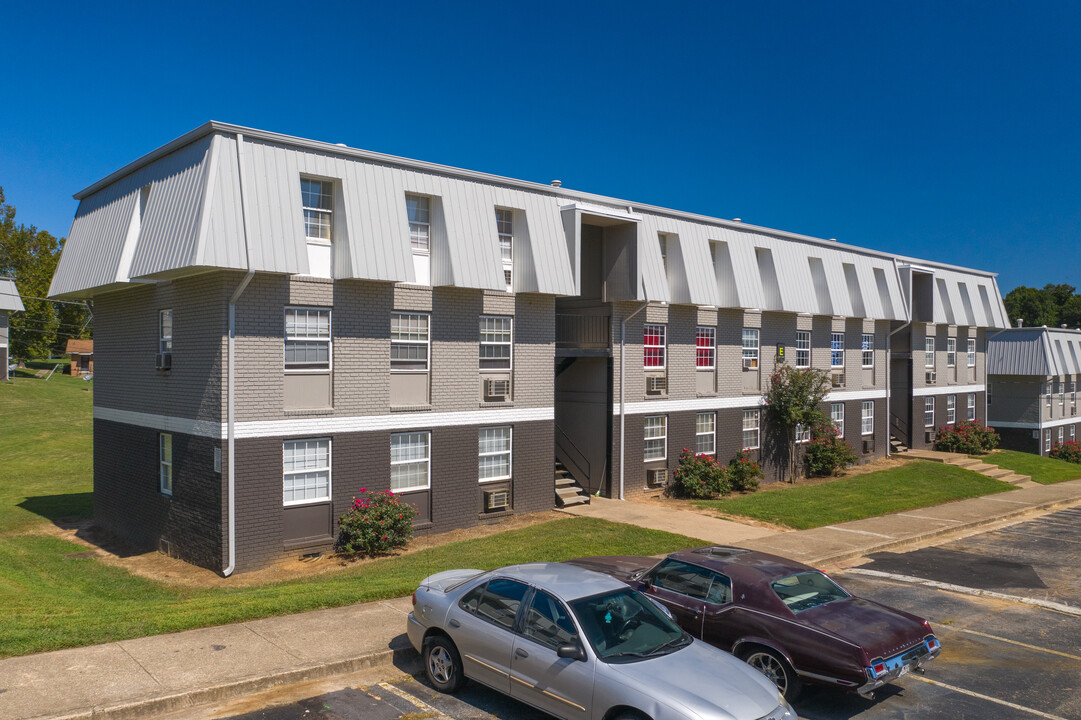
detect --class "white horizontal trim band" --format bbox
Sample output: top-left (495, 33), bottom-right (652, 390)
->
top-left (988, 416), bottom-right (1081, 430)
top-left (95, 405), bottom-right (554, 439)
top-left (912, 383), bottom-right (985, 397)
top-left (614, 388), bottom-right (886, 416)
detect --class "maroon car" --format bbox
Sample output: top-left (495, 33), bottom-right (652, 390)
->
top-left (568, 546), bottom-right (940, 700)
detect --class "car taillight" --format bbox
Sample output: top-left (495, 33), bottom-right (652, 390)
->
top-left (412, 591), bottom-right (417, 606)
top-left (872, 662), bottom-right (886, 676)
top-left (927, 638), bottom-right (939, 651)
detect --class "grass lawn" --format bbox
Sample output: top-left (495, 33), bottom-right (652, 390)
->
top-left (692, 460), bottom-right (1016, 530)
top-left (976, 450), bottom-right (1081, 485)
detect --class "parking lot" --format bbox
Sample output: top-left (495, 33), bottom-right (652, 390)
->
top-left (211, 508), bottom-right (1081, 720)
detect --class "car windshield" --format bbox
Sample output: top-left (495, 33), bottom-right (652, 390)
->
top-left (771, 571), bottom-right (850, 613)
top-left (569, 588), bottom-right (689, 663)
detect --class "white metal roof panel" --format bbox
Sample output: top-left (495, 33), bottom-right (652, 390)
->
top-left (0, 278), bottom-right (24, 312)
top-left (987, 328), bottom-right (1081, 376)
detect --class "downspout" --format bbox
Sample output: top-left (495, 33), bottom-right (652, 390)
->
top-left (224, 132), bottom-right (255, 577)
top-left (619, 300), bottom-right (649, 501)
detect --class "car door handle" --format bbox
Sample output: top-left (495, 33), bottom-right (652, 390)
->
top-left (515, 648), bottom-right (529, 658)
top-left (448, 619), bottom-right (461, 629)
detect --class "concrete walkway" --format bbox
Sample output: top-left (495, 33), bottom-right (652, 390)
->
top-left (5, 479), bottom-right (1081, 720)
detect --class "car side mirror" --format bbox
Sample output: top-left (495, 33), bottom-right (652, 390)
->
top-left (557, 643), bottom-right (586, 661)
top-left (642, 577), bottom-right (653, 589)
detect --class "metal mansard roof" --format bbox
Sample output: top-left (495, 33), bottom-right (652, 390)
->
top-left (987, 327), bottom-right (1081, 377)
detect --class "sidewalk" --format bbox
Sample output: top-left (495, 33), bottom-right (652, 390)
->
top-left (5, 479), bottom-right (1081, 720)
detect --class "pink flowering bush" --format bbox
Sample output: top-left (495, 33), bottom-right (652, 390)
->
top-left (805, 420), bottom-right (857, 477)
top-left (335, 487), bottom-right (418, 557)
top-left (1049, 441), bottom-right (1081, 464)
top-left (933, 421), bottom-right (999, 454)
top-left (728, 448), bottom-right (763, 491)
top-left (669, 448), bottom-right (730, 499)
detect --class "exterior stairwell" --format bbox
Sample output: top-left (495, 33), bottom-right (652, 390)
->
top-left (889, 435), bottom-right (909, 453)
top-left (555, 460), bottom-right (590, 507)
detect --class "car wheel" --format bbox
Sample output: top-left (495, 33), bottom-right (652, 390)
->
top-left (743, 648), bottom-right (802, 701)
top-left (424, 635), bottom-right (464, 693)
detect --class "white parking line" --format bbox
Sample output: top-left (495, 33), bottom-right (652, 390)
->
top-left (910, 675), bottom-right (1070, 720)
top-left (844, 567), bottom-right (1081, 617)
top-left (377, 681), bottom-right (454, 719)
top-left (822, 526), bottom-right (895, 538)
top-left (950, 628), bottom-right (1081, 662)
top-left (980, 497), bottom-right (1034, 505)
top-left (896, 513), bottom-right (963, 523)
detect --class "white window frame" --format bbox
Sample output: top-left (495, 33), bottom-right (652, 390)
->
top-left (861, 400), bottom-right (874, 436)
top-left (1047, 382), bottom-right (1053, 410)
top-left (831, 332), bottom-right (845, 368)
top-left (496, 208), bottom-right (514, 292)
top-left (795, 423), bottom-right (811, 444)
top-left (947, 337), bottom-right (957, 368)
top-left (831, 403), bottom-right (845, 437)
top-left (159, 309), bottom-right (173, 354)
top-left (795, 330), bottom-right (810, 368)
top-left (658, 234), bottom-right (668, 274)
top-left (284, 307), bottom-right (331, 372)
top-left (1072, 381), bottom-right (1077, 410)
top-left (644, 324), bottom-right (667, 370)
top-left (644, 415), bottom-right (667, 461)
top-left (1071, 425), bottom-right (1076, 442)
top-left (406, 194), bottom-right (430, 254)
top-left (967, 393), bottom-right (976, 421)
top-left (391, 431), bottom-right (431, 492)
top-left (479, 316), bottom-right (512, 370)
top-left (925, 336), bottom-right (935, 368)
top-left (742, 328), bottom-right (760, 369)
top-left (967, 338), bottom-right (976, 367)
top-left (282, 437), bottom-right (331, 506)
top-left (696, 412), bottom-right (716, 455)
top-left (924, 397), bottom-right (935, 428)
top-left (301, 178), bottom-right (333, 242)
top-left (391, 312), bottom-right (430, 372)
top-left (696, 326), bottom-right (716, 370)
top-left (159, 432), bottom-right (173, 496)
top-left (1045, 430), bottom-right (1052, 453)
top-left (946, 394), bottom-right (956, 425)
top-left (479, 426), bottom-right (512, 483)
top-left (742, 409), bottom-right (760, 450)
top-left (1058, 427), bottom-right (1064, 446)
top-left (861, 333), bottom-right (874, 368)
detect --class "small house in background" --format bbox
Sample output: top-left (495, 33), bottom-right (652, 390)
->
top-left (1, 277), bottom-right (25, 382)
top-left (65, 339), bottom-right (94, 375)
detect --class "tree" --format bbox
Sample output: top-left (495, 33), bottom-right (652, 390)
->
top-left (0, 187), bottom-right (91, 361)
top-left (763, 364), bottom-right (833, 482)
top-left (1004, 286), bottom-right (1056, 328)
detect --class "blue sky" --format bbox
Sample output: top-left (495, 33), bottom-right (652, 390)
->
top-left (2, 1), bottom-right (1078, 293)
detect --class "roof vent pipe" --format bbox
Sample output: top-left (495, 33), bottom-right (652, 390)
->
top-left (550, 180), bottom-right (562, 187)
top-left (1062, 324), bottom-right (1068, 328)
top-left (732, 218), bottom-right (741, 222)
top-left (1017, 318), bottom-right (1023, 328)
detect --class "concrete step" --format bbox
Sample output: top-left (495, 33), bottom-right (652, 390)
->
top-left (962, 462), bottom-right (997, 473)
top-left (981, 466), bottom-right (1015, 480)
top-left (1000, 473), bottom-right (1032, 485)
top-left (948, 457), bottom-right (984, 468)
top-left (557, 494), bottom-right (589, 507)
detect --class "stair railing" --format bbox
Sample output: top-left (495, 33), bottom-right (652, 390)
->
top-left (555, 424), bottom-right (592, 503)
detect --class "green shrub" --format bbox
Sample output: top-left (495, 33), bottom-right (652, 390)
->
top-left (335, 488), bottom-right (418, 557)
top-left (728, 448), bottom-right (763, 492)
top-left (805, 420), bottom-right (858, 477)
top-left (933, 421), bottom-right (999, 454)
top-left (1049, 441), bottom-right (1081, 464)
top-left (670, 449), bottom-right (730, 499)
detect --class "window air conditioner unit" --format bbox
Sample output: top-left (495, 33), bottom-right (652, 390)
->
top-left (925, 371), bottom-right (937, 384)
top-left (926, 430), bottom-right (936, 443)
top-left (863, 438), bottom-right (875, 454)
top-left (831, 372), bottom-right (845, 388)
top-left (647, 468), bottom-right (668, 487)
top-left (742, 358), bottom-right (757, 370)
top-left (485, 378), bottom-right (511, 398)
top-left (155, 352), bottom-right (172, 370)
top-left (647, 376), bottom-right (667, 393)
top-left (485, 489), bottom-right (510, 510)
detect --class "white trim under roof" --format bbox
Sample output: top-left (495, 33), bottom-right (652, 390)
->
top-left (989, 417), bottom-right (1080, 431)
top-left (912, 383), bottom-right (985, 397)
top-left (613, 388), bottom-right (886, 416)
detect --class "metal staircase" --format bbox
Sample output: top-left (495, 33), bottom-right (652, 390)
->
top-left (555, 460), bottom-right (590, 507)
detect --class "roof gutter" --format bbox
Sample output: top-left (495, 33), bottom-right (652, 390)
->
top-left (224, 132), bottom-right (254, 577)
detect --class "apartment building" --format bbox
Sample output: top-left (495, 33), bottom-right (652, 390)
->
top-left (986, 327), bottom-right (1081, 455)
top-left (50, 122), bottom-right (1009, 573)
top-left (1, 277), bottom-right (24, 381)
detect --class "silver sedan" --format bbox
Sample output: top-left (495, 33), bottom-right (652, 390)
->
top-left (407, 562), bottom-right (795, 720)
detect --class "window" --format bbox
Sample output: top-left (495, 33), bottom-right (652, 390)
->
top-left (658, 234), bottom-right (668, 273)
top-left (496, 208), bottom-right (513, 292)
top-left (159, 309), bottom-right (173, 354)
top-left (391, 313), bottom-right (429, 371)
top-left (925, 337), bottom-right (935, 368)
top-left (1072, 381), bottom-right (1077, 410)
top-left (285, 308), bottom-right (331, 370)
top-left (522, 590), bottom-right (578, 649)
top-left (924, 397), bottom-right (935, 428)
top-left (831, 403), bottom-right (845, 437)
top-left (967, 338), bottom-right (976, 367)
top-left (644, 415), bottom-right (667, 460)
top-left (988, 382), bottom-right (993, 406)
top-left (1045, 430), bottom-right (1052, 453)
top-left (861, 334), bottom-right (874, 368)
top-left (861, 400), bottom-right (874, 436)
top-left (742, 328), bottom-right (759, 369)
top-left (831, 332), bottom-right (845, 368)
top-left (947, 395), bottom-right (956, 424)
top-left (1072, 426), bottom-right (1076, 442)
top-left (479, 316), bottom-right (512, 370)
top-left (283, 438), bottom-right (330, 505)
top-left (644, 324), bottom-right (666, 369)
top-left (1047, 382), bottom-right (1053, 410)
top-left (1060, 380), bottom-right (1066, 407)
top-left (696, 412), bottom-right (715, 455)
top-left (1058, 427), bottom-right (1064, 445)
top-left (795, 330), bottom-right (810, 368)
top-left (947, 338), bottom-right (956, 367)
top-left (796, 423), bottom-right (811, 444)
top-left (742, 409), bottom-right (760, 450)
top-left (696, 326), bottom-right (716, 369)
top-left (967, 393), bottom-right (977, 421)
top-left (479, 426), bottom-right (511, 482)
top-left (650, 559), bottom-right (730, 603)
top-left (159, 433), bottom-right (173, 496)
top-left (406, 194), bottom-right (430, 253)
top-left (301, 179), bottom-right (333, 241)
top-left (475, 578), bottom-right (529, 630)
top-left (391, 431), bottom-right (430, 492)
